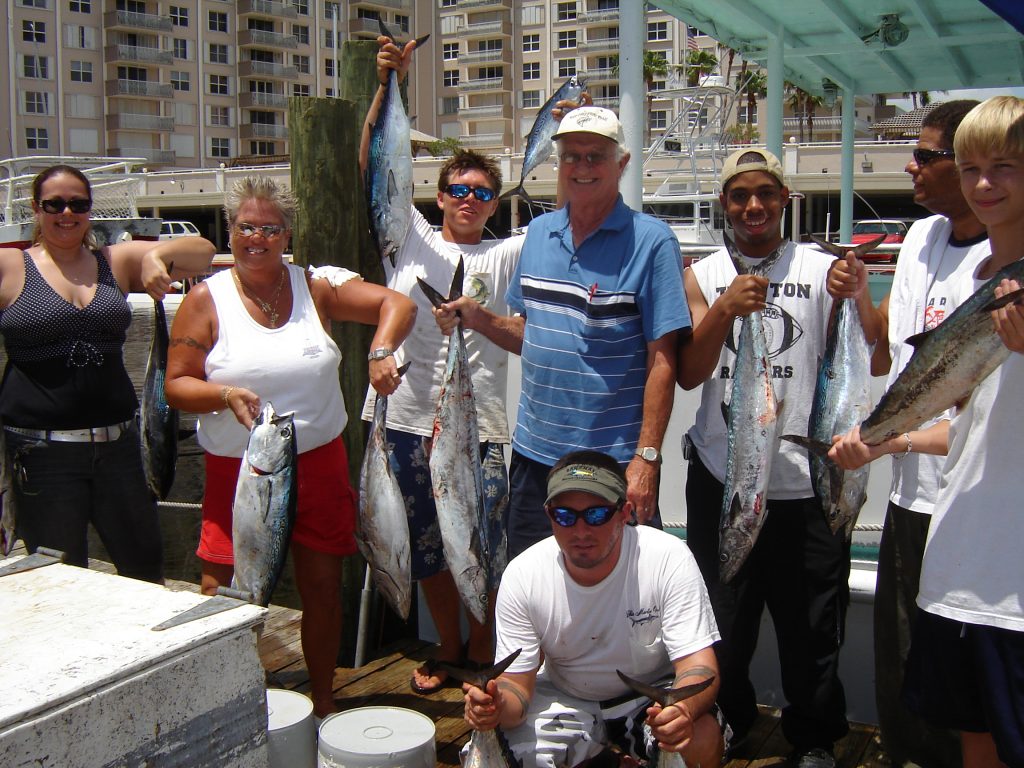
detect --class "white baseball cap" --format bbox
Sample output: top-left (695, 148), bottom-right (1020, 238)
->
top-left (554, 107), bottom-right (624, 145)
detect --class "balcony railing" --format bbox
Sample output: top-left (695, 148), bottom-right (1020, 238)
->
top-left (456, 0), bottom-right (507, 10)
top-left (592, 96), bottom-right (620, 109)
top-left (460, 19), bottom-right (511, 37)
top-left (362, 0), bottom-right (411, 8)
top-left (577, 8), bottom-right (620, 24)
top-left (577, 37), bottom-right (618, 52)
top-left (581, 67), bottom-right (615, 82)
top-left (237, 0), bottom-right (298, 18)
top-left (103, 10), bottom-right (173, 32)
top-left (105, 79), bottom-right (174, 99)
top-left (237, 29), bottom-right (298, 49)
top-left (238, 60), bottom-right (299, 79)
top-left (458, 103), bottom-right (511, 119)
top-left (110, 147), bottom-right (176, 165)
top-left (239, 91), bottom-right (289, 109)
top-left (241, 123), bottom-right (290, 139)
top-left (106, 113), bottom-right (175, 132)
top-left (456, 75), bottom-right (510, 92)
top-left (458, 49), bottom-right (509, 65)
top-left (104, 44), bottom-right (173, 65)
top-left (457, 132), bottom-right (506, 147)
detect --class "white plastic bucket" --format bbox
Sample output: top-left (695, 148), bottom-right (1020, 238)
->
top-left (266, 688), bottom-right (316, 768)
top-left (317, 706), bottom-right (436, 768)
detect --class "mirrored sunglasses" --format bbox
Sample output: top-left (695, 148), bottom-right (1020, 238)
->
top-left (235, 222), bottom-right (285, 238)
top-left (445, 184), bottom-right (496, 203)
top-left (912, 147), bottom-right (955, 166)
top-left (39, 197), bottom-right (92, 214)
top-left (546, 503), bottom-right (620, 528)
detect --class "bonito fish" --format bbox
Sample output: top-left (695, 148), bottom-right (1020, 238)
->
top-left (782, 234), bottom-right (884, 537)
top-left (860, 259), bottom-right (1024, 445)
top-left (614, 670), bottom-right (715, 767)
top-left (365, 21), bottom-right (429, 267)
top-left (440, 650), bottom-right (524, 768)
top-left (416, 258), bottom-right (490, 624)
top-left (140, 298), bottom-right (179, 500)
top-left (501, 75), bottom-right (587, 206)
top-left (357, 379), bottom-right (412, 620)
top-left (0, 428), bottom-right (17, 557)
top-left (232, 402), bottom-right (297, 607)
top-left (718, 239), bottom-right (784, 583)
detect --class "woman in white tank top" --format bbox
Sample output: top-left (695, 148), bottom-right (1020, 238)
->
top-left (165, 175), bottom-right (415, 718)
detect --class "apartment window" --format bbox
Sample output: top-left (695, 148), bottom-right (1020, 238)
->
top-left (118, 0), bottom-right (145, 12)
top-left (70, 60), bottom-right (92, 82)
top-left (557, 2), bottom-right (576, 21)
top-left (323, 1), bottom-right (338, 19)
top-left (208, 11), bottom-right (227, 33)
top-left (478, 66), bottom-right (503, 79)
top-left (738, 104), bottom-right (757, 125)
top-left (173, 38), bottom-right (188, 59)
top-left (688, 25), bottom-right (704, 38)
top-left (26, 127), bottom-right (49, 150)
top-left (557, 31), bottom-right (576, 49)
top-left (23, 20), bottom-right (46, 43)
top-left (22, 0), bottom-right (47, 6)
top-left (478, 39), bottom-right (502, 52)
top-left (170, 6), bottom-right (188, 27)
top-left (210, 105), bottom-right (230, 127)
top-left (209, 43), bottom-right (228, 64)
top-left (441, 0), bottom-right (455, 6)
top-left (650, 80), bottom-right (665, 91)
top-left (557, 59), bottom-right (576, 78)
top-left (523, 34), bottom-right (540, 52)
top-left (443, 70), bottom-right (459, 88)
top-left (522, 5), bottom-right (544, 24)
top-left (24, 91), bottom-right (51, 114)
top-left (292, 54), bottom-right (309, 74)
top-left (395, 14), bottom-right (409, 33)
top-left (65, 25), bottom-right (96, 49)
top-left (440, 15), bottom-right (459, 34)
top-left (522, 90), bottom-right (541, 109)
top-left (23, 56), bottom-right (49, 79)
top-left (171, 71), bottom-right (189, 91)
top-left (441, 96), bottom-right (458, 115)
top-left (523, 62), bottom-right (540, 80)
top-left (596, 0), bottom-right (618, 8)
top-left (648, 21), bottom-right (668, 41)
top-left (443, 43), bottom-right (458, 61)
top-left (292, 83), bottom-right (309, 97)
top-left (356, 8), bottom-right (379, 22)
top-left (251, 141), bottom-right (276, 156)
top-left (323, 29), bottom-right (340, 48)
top-left (293, 25), bottom-right (309, 45)
top-left (69, 0), bottom-right (90, 10)
top-left (650, 110), bottom-right (667, 130)
top-left (118, 65), bottom-right (146, 81)
top-left (209, 74), bottom-right (229, 95)
top-left (325, 59), bottom-right (338, 77)
top-left (293, 0), bottom-right (307, 15)
top-left (211, 137), bottom-right (230, 159)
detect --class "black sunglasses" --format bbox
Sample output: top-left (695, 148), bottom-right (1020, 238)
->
top-left (912, 147), bottom-right (955, 166)
top-left (445, 184), bottom-right (496, 203)
top-left (546, 503), bottom-right (621, 528)
top-left (39, 197), bottom-right (92, 214)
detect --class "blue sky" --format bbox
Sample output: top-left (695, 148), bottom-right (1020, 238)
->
top-left (888, 86), bottom-right (1024, 110)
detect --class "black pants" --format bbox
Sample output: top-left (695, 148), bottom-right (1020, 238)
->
top-left (685, 450), bottom-right (849, 751)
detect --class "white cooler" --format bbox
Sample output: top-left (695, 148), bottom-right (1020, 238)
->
top-left (0, 557), bottom-right (269, 767)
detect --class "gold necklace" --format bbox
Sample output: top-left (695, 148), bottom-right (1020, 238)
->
top-left (233, 267), bottom-right (287, 327)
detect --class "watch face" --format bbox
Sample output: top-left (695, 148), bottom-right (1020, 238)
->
top-left (640, 447), bottom-right (660, 461)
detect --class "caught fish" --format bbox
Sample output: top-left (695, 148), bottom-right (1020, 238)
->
top-left (501, 75), bottom-right (587, 206)
top-left (615, 671), bottom-right (716, 767)
top-left (718, 238), bottom-right (784, 583)
top-left (417, 258), bottom-right (490, 624)
top-left (365, 20), bottom-right (429, 267)
top-left (860, 260), bottom-right (1024, 445)
top-left (232, 402), bottom-right (297, 607)
top-left (0, 428), bottom-right (17, 557)
top-left (357, 373), bottom-right (412, 620)
top-left (439, 650), bottom-right (524, 768)
top-left (781, 234), bottom-right (883, 536)
top-left (140, 298), bottom-right (179, 500)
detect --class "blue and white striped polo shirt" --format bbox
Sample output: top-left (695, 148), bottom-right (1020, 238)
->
top-left (507, 196), bottom-right (690, 465)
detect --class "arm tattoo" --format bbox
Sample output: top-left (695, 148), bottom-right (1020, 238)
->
top-left (169, 336), bottom-right (211, 353)
top-left (674, 665), bottom-right (716, 687)
top-left (496, 679), bottom-right (530, 720)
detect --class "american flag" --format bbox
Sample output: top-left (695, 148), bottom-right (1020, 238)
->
top-left (687, 26), bottom-right (700, 50)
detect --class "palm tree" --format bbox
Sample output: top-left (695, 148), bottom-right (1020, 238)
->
top-left (784, 82), bottom-right (824, 143)
top-left (738, 70), bottom-right (767, 133)
top-left (902, 91), bottom-right (932, 109)
top-left (683, 49), bottom-right (718, 87)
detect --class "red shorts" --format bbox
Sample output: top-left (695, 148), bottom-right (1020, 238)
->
top-left (198, 436), bottom-right (358, 564)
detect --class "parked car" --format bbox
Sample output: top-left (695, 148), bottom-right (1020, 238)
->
top-left (850, 219), bottom-right (911, 263)
top-left (159, 220), bottom-right (201, 240)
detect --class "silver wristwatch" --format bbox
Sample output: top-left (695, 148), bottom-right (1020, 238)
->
top-left (635, 446), bottom-right (662, 464)
top-left (367, 347), bottom-right (393, 361)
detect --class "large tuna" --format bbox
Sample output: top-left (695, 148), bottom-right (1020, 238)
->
top-left (781, 234), bottom-right (884, 536)
top-left (416, 258), bottom-right (490, 624)
top-left (140, 298), bottom-right (179, 500)
top-left (860, 259), bottom-right (1024, 445)
top-left (231, 402), bottom-right (297, 607)
top-left (501, 75), bottom-right (587, 206)
top-left (614, 670), bottom-right (716, 767)
top-left (365, 21), bottom-right (429, 266)
top-left (439, 650), bottom-right (524, 768)
top-left (357, 384), bottom-right (412, 620)
top-left (718, 239), bottom-right (785, 583)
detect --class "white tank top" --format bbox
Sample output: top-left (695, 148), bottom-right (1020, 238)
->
top-left (197, 263), bottom-right (347, 457)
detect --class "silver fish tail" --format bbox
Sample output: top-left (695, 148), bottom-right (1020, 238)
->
top-left (140, 299), bottom-right (179, 500)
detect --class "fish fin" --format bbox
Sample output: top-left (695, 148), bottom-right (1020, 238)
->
top-left (416, 276), bottom-right (447, 309)
top-left (808, 232), bottom-right (887, 259)
top-left (780, 434), bottom-right (830, 457)
top-left (413, 33), bottom-right (430, 48)
top-left (386, 169), bottom-right (399, 204)
top-left (827, 463), bottom-right (844, 508)
top-left (615, 670), bottom-right (713, 707)
top-left (376, 18), bottom-right (395, 41)
top-left (449, 256), bottom-right (465, 302)
top-left (499, 183), bottom-right (524, 201)
top-left (397, 361), bottom-right (411, 377)
top-left (903, 330), bottom-right (930, 348)
top-left (438, 648), bottom-right (522, 690)
top-left (720, 400), bottom-right (730, 424)
top-left (982, 287), bottom-right (1024, 312)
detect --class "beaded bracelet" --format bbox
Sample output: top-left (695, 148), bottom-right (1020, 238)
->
top-left (221, 385), bottom-right (235, 408)
top-left (893, 432), bottom-right (912, 459)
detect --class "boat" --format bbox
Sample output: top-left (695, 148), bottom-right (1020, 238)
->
top-left (0, 156), bottom-right (161, 249)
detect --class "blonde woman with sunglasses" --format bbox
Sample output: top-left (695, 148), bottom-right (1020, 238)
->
top-left (0, 164), bottom-right (216, 582)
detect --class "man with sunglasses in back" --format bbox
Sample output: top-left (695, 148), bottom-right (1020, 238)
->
top-left (827, 99), bottom-right (986, 768)
top-left (359, 36), bottom-right (528, 696)
top-left (461, 449), bottom-right (725, 767)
